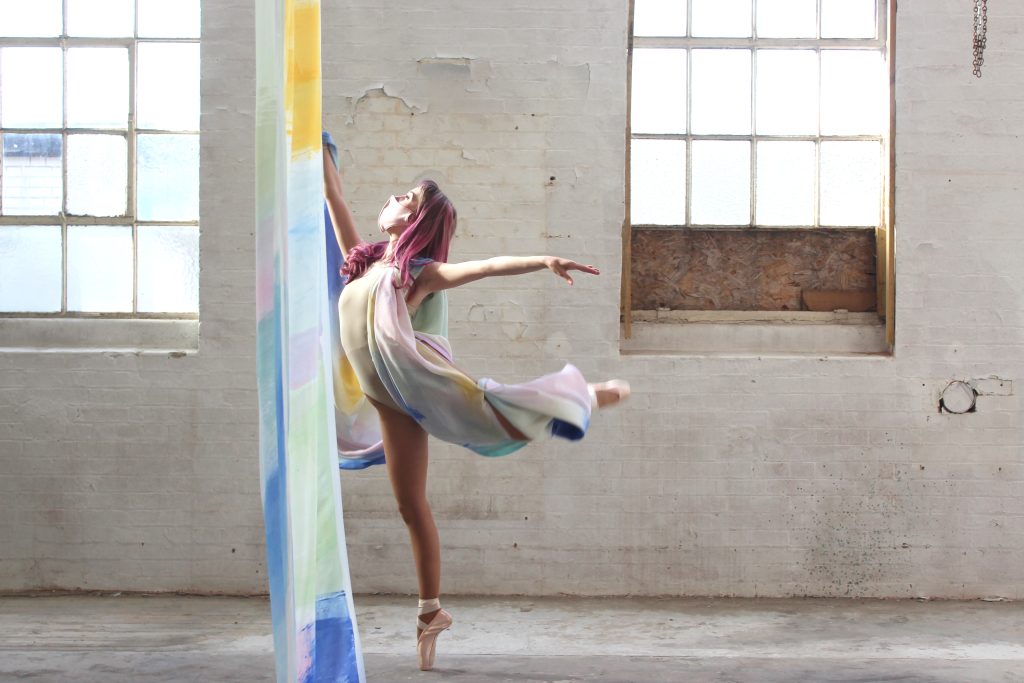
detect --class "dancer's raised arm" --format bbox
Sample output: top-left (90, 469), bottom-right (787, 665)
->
top-left (323, 139), bottom-right (361, 259)
top-left (415, 256), bottom-right (599, 293)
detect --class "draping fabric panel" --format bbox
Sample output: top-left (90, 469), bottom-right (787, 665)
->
top-left (256, 1), bottom-right (364, 680)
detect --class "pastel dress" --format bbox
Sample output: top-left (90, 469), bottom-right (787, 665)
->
top-left (331, 258), bottom-right (594, 470)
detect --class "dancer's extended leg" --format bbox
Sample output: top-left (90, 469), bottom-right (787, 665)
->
top-left (488, 400), bottom-right (528, 441)
top-left (590, 380), bottom-right (630, 409)
top-left (487, 379), bottom-right (632, 442)
top-left (368, 396), bottom-right (442, 635)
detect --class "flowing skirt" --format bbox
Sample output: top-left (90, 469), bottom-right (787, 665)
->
top-left (332, 265), bottom-right (593, 470)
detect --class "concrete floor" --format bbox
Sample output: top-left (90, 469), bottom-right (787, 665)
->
top-left (0, 594), bottom-right (1022, 683)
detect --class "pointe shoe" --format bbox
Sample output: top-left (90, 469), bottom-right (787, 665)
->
top-left (417, 609), bottom-right (452, 671)
top-left (590, 379), bottom-right (631, 410)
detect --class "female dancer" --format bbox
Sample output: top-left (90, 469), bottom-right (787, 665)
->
top-left (322, 133), bottom-right (629, 670)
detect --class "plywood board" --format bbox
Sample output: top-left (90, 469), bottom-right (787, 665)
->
top-left (631, 229), bottom-right (876, 311)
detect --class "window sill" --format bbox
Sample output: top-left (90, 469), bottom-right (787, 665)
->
top-left (621, 310), bottom-right (890, 357)
top-left (0, 318), bottom-right (199, 354)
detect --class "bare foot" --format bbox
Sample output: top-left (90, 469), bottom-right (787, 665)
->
top-left (590, 380), bottom-right (630, 409)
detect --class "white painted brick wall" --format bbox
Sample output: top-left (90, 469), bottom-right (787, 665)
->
top-left (1, 0), bottom-right (1021, 599)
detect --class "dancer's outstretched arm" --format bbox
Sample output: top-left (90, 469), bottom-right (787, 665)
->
top-left (322, 144), bottom-right (361, 259)
top-left (415, 256), bottom-right (600, 294)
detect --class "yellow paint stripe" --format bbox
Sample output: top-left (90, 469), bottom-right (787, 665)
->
top-left (284, 0), bottom-right (321, 156)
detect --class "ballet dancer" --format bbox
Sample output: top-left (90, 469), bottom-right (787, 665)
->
top-left (322, 132), bottom-right (629, 670)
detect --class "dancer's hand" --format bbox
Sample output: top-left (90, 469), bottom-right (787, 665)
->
top-left (543, 257), bottom-right (600, 286)
top-left (322, 131), bottom-right (340, 170)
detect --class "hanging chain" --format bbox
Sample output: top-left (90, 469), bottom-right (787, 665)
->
top-left (973, 0), bottom-right (988, 78)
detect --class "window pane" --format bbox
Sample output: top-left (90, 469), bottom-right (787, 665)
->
top-left (820, 141), bottom-right (881, 226)
top-left (0, 48), bottom-right (62, 128)
top-left (756, 50), bottom-right (818, 135)
top-left (0, 0), bottom-right (62, 37)
top-left (756, 141), bottom-right (815, 226)
top-left (67, 135), bottom-right (128, 216)
top-left (67, 48), bottom-right (129, 129)
top-left (137, 134), bottom-right (199, 221)
top-left (691, 140), bottom-right (750, 225)
top-left (692, 0), bottom-right (752, 37)
top-left (67, 226), bottom-right (133, 312)
top-left (821, 50), bottom-right (883, 135)
top-left (138, 0), bottom-right (201, 38)
top-left (67, 0), bottom-right (134, 37)
top-left (1, 135), bottom-right (62, 216)
top-left (691, 50), bottom-right (751, 135)
top-left (821, 0), bottom-right (876, 38)
top-left (631, 139), bottom-right (686, 225)
top-left (631, 49), bottom-right (686, 134)
top-left (137, 43), bottom-right (201, 131)
top-left (0, 227), bottom-right (62, 313)
top-left (633, 0), bottom-right (686, 37)
top-left (757, 0), bottom-right (817, 38)
top-left (137, 227), bottom-right (199, 313)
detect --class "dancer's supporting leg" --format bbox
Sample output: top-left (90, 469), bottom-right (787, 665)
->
top-left (367, 396), bottom-right (442, 636)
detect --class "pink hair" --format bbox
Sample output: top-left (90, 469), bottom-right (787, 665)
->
top-left (341, 180), bottom-right (456, 288)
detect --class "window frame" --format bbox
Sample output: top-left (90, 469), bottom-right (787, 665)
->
top-left (0, 6), bottom-right (200, 320)
top-left (622, 0), bottom-right (895, 351)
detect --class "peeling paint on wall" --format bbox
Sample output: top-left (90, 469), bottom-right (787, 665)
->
top-left (347, 86), bottom-right (425, 121)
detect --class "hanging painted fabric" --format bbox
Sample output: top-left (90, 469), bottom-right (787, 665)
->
top-left (255, 0), bottom-right (364, 681)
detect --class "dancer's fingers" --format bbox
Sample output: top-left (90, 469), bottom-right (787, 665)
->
top-left (549, 258), bottom-right (599, 284)
top-left (572, 263), bottom-right (600, 275)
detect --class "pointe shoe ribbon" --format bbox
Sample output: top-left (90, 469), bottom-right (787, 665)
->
top-left (417, 609), bottom-right (452, 671)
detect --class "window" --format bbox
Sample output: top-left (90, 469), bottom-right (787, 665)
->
top-left (624, 0), bottom-right (895, 352)
top-left (0, 0), bottom-right (200, 318)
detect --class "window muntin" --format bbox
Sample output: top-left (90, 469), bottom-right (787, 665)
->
top-left (0, 0), bottom-right (200, 317)
top-left (630, 0), bottom-right (887, 229)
